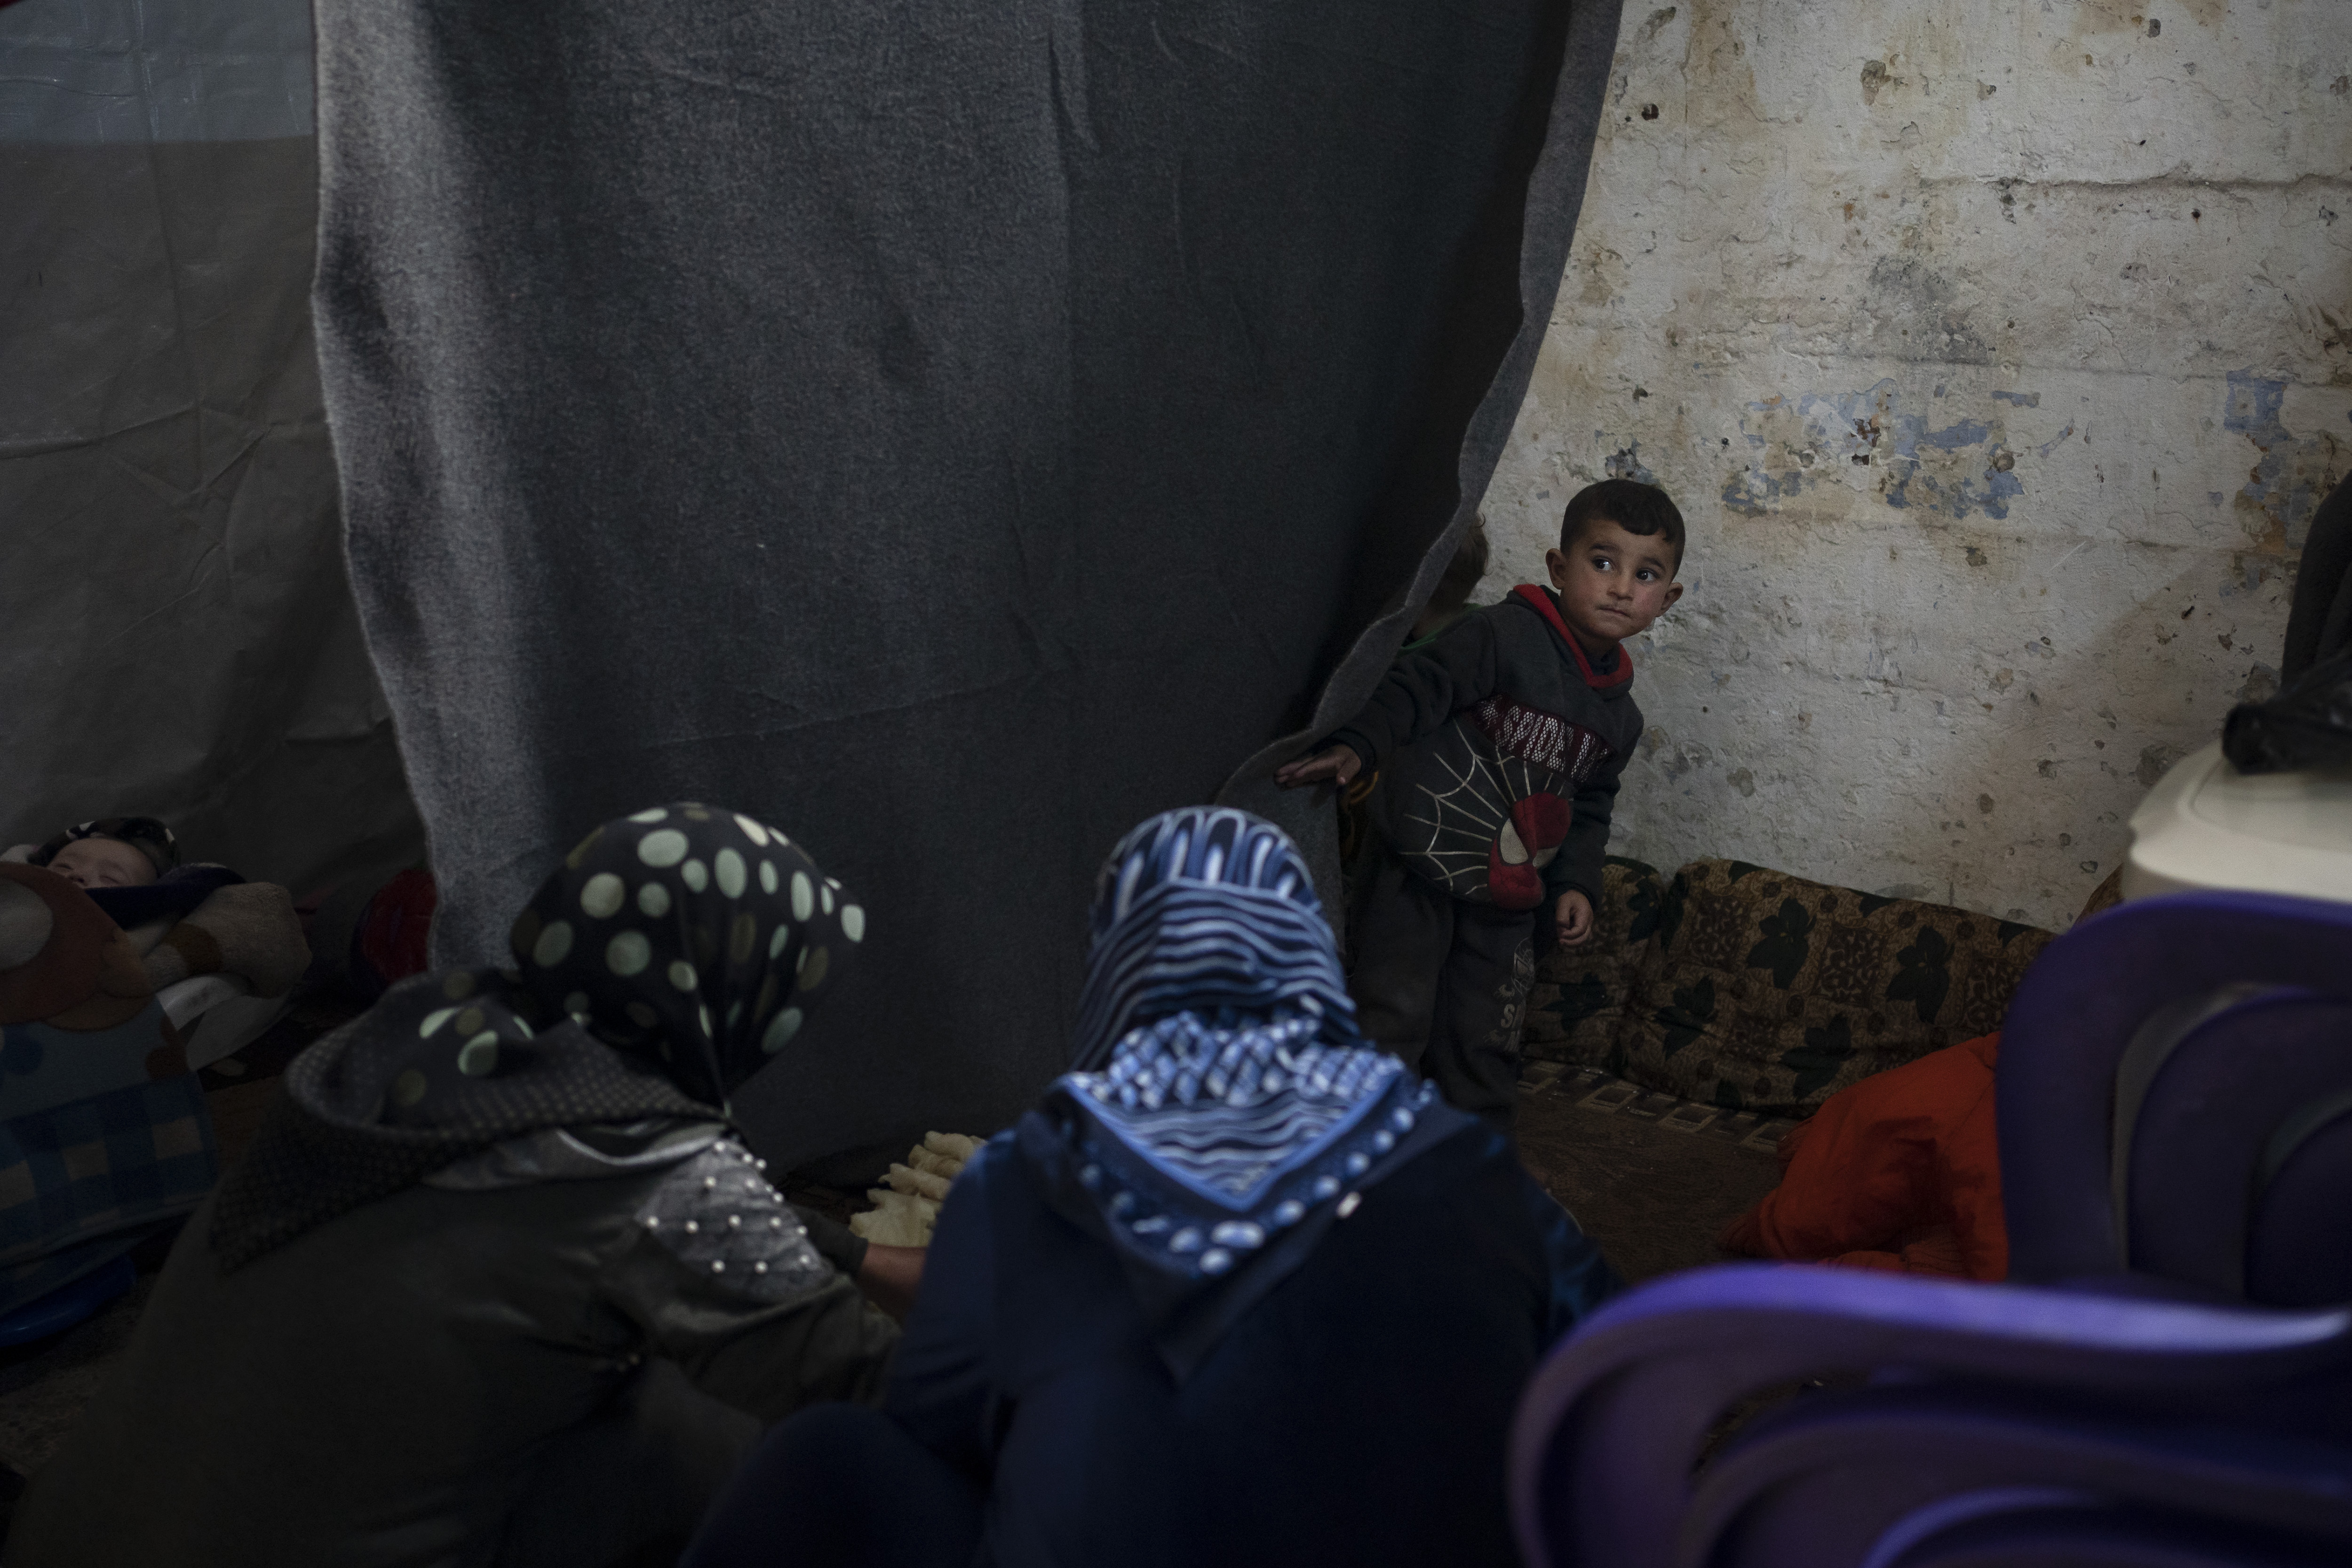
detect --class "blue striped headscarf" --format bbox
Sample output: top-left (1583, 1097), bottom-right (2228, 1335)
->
top-left (1027, 809), bottom-right (1459, 1379)
top-left (1069, 808), bottom-right (1361, 1072)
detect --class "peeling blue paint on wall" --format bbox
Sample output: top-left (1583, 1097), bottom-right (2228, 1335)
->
top-left (1605, 438), bottom-right (1659, 485)
top-left (1884, 463), bottom-right (2023, 519)
top-left (2224, 369), bottom-right (2290, 443)
top-left (1909, 417), bottom-right (1994, 453)
top-left (2227, 368), bottom-right (2340, 549)
top-left (1720, 380), bottom-right (2026, 521)
top-left (1722, 465), bottom-right (1805, 517)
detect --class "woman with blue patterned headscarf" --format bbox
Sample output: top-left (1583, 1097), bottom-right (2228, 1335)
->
top-left (686, 807), bottom-right (1619, 1568)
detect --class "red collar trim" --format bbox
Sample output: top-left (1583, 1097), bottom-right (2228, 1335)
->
top-left (1512, 584), bottom-right (1633, 690)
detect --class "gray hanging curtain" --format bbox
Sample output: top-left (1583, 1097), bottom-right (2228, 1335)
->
top-left (0, 0), bottom-right (420, 890)
top-left (317, 0), bottom-right (1625, 1176)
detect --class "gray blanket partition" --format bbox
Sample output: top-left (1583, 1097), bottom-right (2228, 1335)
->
top-left (1, 0), bottom-right (421, 891)
top-left (318, 0), bottom-right (1624, 1178)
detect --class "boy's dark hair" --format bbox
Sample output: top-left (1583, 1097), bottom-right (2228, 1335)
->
top-left (1427, 514), bottom-right (1492, 619)
top-left (1559, 478), bottom-right (1685, 568)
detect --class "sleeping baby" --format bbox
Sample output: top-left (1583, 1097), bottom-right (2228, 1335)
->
top-left (19, 816), bottom-right (178, 890)
top-left (4, 816), bottom-right (308, 998)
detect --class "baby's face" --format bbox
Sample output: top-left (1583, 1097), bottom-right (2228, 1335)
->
top-left (48, 837), bottom-right (157, 891)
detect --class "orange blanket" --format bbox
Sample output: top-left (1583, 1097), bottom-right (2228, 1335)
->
top-left (1718, 1032), bottom-right (2006, 1281)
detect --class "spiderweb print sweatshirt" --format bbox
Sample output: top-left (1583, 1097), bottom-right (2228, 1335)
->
top-left (1326, 585), bottom-right (1643, 912)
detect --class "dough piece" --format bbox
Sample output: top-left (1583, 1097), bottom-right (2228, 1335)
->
top-left (847, 1189), bottom-right (935, 1247)
top-left (843, 1131), bottom-right (988, 1247)
top-left (923, 1131), bottom-right (983, 1162)
top-left (882, 1162), bottom-right (952, 1202)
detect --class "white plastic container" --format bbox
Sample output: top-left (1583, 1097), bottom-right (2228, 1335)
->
top-left (2123, 740), bottom-right (2352, 906)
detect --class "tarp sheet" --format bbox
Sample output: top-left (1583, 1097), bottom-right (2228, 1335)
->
top-left (1, 0), bottom-right (421, 891)
top-left (317, 0), bottom-right (1624, 1176)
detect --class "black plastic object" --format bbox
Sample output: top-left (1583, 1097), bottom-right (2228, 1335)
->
top-left (2217, 472), bottom-right (2352, 775)
top-left (2225, 648), bottom-right (2352, 774)
top-left (2282, 474), bottom-right (2352, 686)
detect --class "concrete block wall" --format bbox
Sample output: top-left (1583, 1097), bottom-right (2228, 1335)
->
top-left (1484, 0), bottom-right (2352, 929)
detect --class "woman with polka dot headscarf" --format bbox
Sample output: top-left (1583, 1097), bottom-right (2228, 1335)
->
top-left (9, 805), bottom-right (911, 1568)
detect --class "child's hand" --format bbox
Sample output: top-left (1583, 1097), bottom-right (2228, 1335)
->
top-left (1274, 744), bottom-right (1362, 790)
top-left (1554, 890), bottom-right (1595, 948)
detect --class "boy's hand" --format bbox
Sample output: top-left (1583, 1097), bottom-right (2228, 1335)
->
top-left (1554, 890), bottom-right (1595, 948)
top-left (1274, 744), bottom-right (1362, 790)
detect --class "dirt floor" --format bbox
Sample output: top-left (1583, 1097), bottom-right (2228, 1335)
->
top-left (1515, 1062), bottom-right (1788, 1283)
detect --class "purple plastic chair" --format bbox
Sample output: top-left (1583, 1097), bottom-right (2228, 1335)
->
top-left (2118, 991), bottom-right (2352, 1304)
top-left (2249, 1082), bottom-right (2352, 1307)
top-left (1997, 891), bottom-right (2352, 1295)
top-left (1685, 1388), bottom-right (2352, 1568)
top-left (1508, 1264), bottom-right (2352, 1568)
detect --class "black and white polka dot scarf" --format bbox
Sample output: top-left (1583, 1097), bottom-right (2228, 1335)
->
top-left (507, 804), bottom-right (863, 1105)
top-left (211, 804), bottom-right (862, 1269)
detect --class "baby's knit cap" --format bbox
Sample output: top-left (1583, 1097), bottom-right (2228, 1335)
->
top-left (31, 817), bottom-right (180, 877)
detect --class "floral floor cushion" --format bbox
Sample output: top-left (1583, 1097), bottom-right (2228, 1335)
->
top-left (1523, 857), bottom-right (2053, 1121)
top-left (1521, 856), bottom-right (1666, 1067)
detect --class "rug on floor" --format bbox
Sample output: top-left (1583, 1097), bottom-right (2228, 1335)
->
top-left (1514, 1064), bottom-right (1787, 1283)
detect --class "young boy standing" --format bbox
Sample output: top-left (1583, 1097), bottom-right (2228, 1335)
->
top-left (1277, 479), bottom-right (1685, 1129)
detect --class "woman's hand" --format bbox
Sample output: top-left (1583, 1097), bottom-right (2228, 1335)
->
top-left (857, 1243), bottom-right (925, 1322)
top-left (1273, 744), bottom-right (1362, 790)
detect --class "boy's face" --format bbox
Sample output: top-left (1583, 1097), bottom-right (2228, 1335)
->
top-left (1545, 518), bottom-right (1683, 657)
top-left (47, 837), bottom-right (158, 891)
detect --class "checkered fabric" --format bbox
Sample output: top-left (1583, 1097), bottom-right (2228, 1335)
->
top-left (0, 1075), bottom-right (217, 1279)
